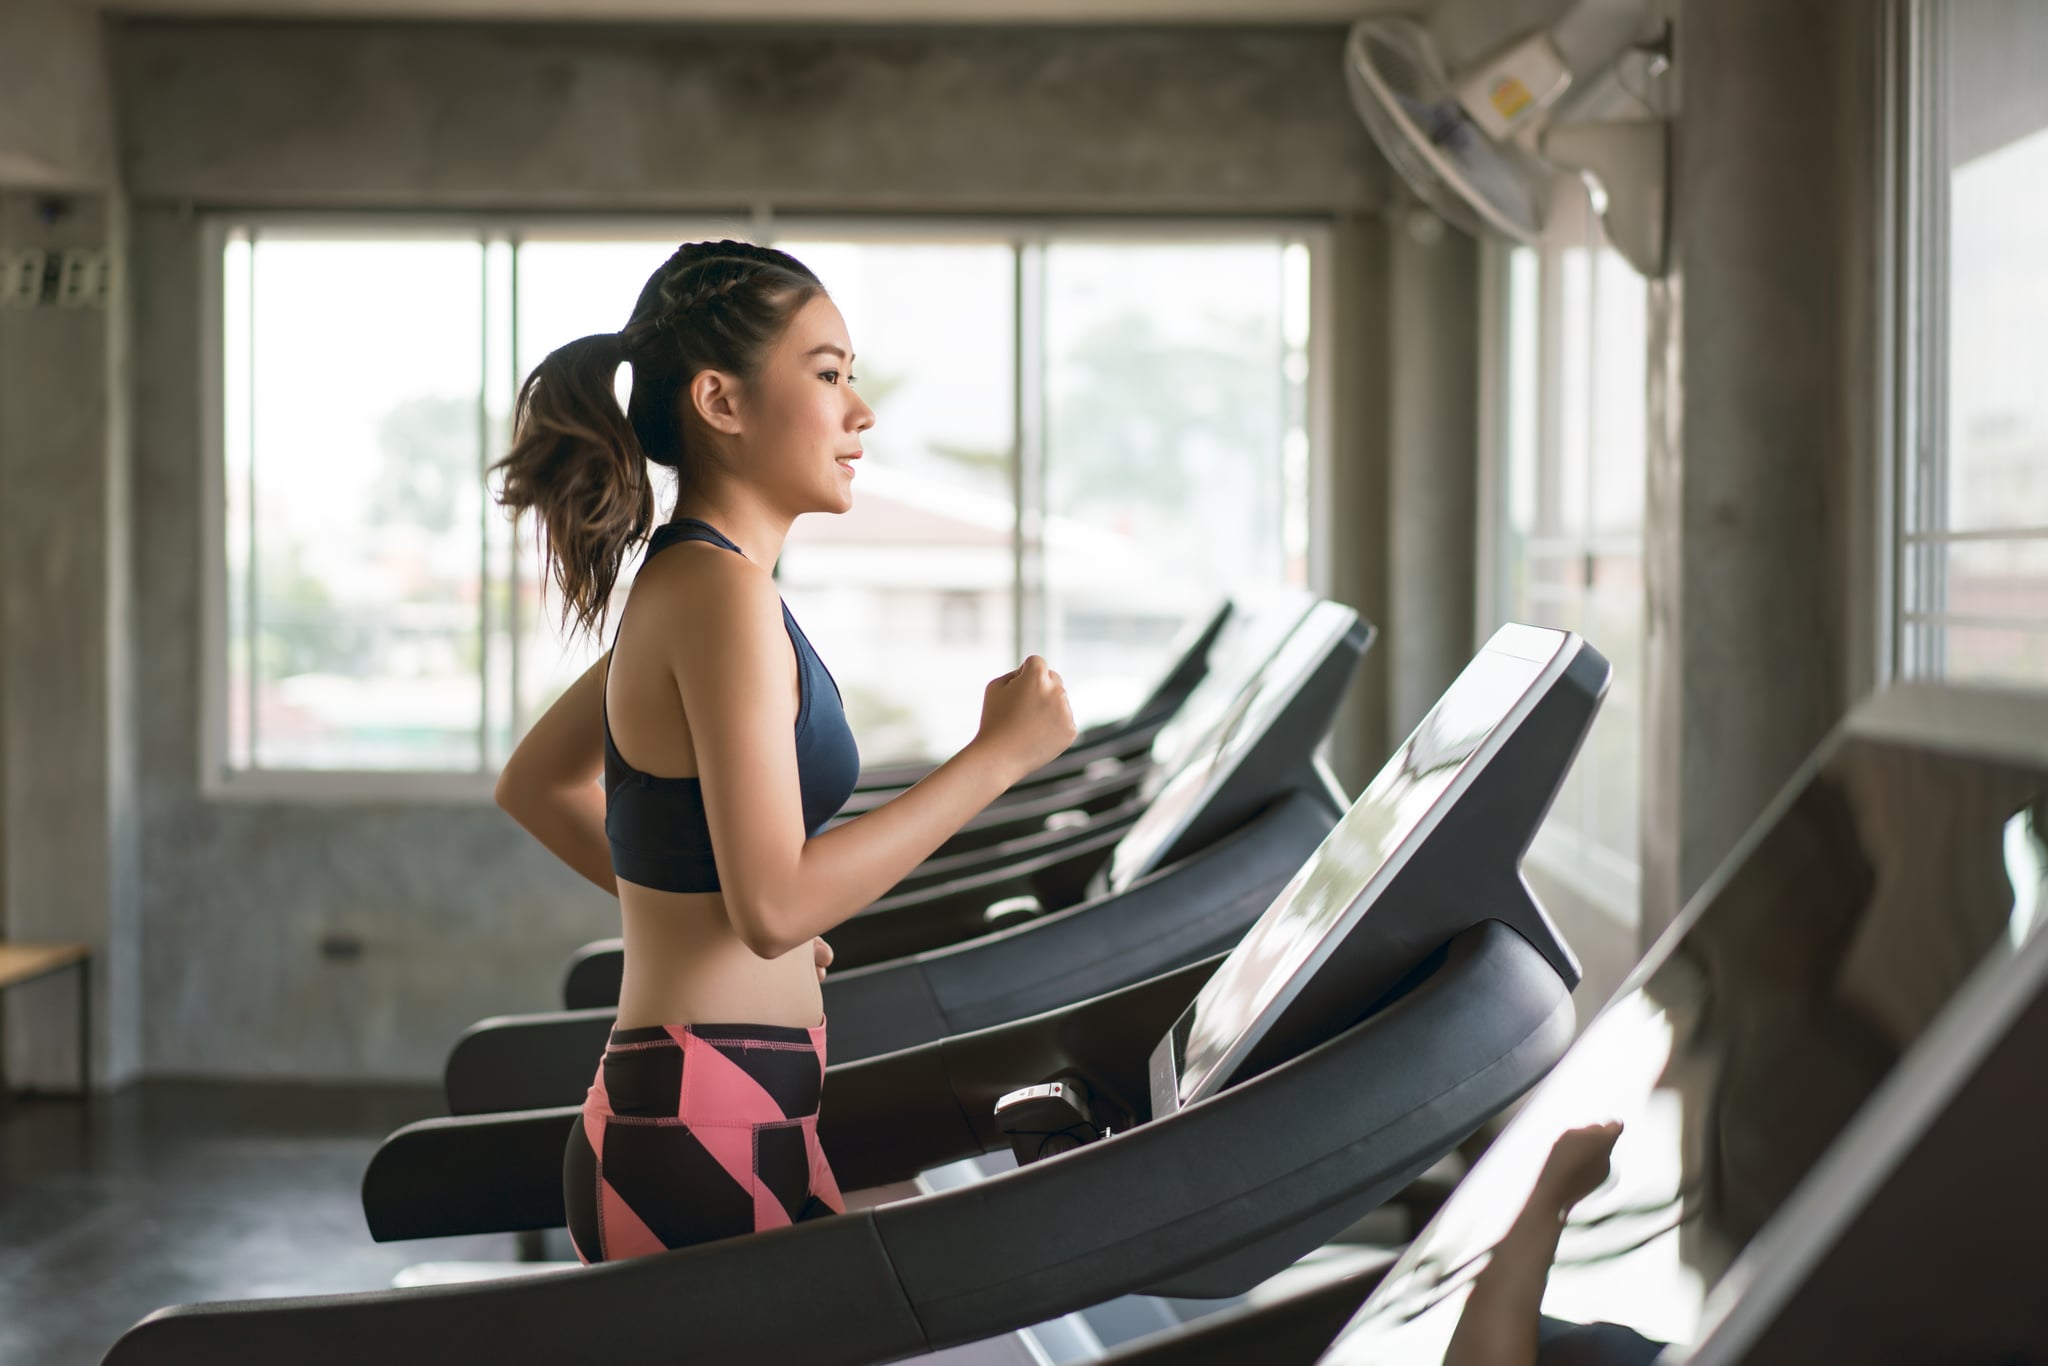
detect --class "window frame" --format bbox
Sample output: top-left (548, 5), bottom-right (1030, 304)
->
top-left (198, 210), bottom-right (1330, 802)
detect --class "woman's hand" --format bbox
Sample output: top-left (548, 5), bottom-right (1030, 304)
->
top-left (973, 656), bottom-right (1077, 778)
top-left (812, 937), bottom-right (834, 984)
top-left (1533, 1120), bottom-right (1624, 1211)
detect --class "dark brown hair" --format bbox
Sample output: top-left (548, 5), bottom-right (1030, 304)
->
top-left (492, 240), bottom-right (825, 638)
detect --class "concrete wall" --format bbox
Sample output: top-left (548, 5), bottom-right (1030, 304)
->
top-left (0, 1), bottom-right (117, 189)
top-left (108, 20), bottom-right (1394, 1079)
top-left (116, 21), bottom-right (1385, 213)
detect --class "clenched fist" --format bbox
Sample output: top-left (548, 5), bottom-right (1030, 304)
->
top-left (974, 655), bottom-right (1077, 778)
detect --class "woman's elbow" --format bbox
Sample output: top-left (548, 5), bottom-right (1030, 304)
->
top-left (493, 766), bottom-right (537, 819)
top-left (726, 897), bottom-right (800, 960)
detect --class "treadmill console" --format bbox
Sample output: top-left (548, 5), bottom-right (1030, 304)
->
top-left (1148, 624), bottom-right (1597, 1119)
top-left (1103, 597), bottom-right (1358, 896)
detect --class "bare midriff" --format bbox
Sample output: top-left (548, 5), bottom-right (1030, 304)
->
top-left (613, 887), bottom-right (825, 1031)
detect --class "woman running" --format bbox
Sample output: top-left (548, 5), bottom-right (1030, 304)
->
top-left (490, 240), bottom-right (1076, 1263)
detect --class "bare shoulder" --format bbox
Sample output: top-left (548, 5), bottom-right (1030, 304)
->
top-left (629, 540), bottom-right (787, 678)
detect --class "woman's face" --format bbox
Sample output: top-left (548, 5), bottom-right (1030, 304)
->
top-left (726, 293), bottom-right (874, 517)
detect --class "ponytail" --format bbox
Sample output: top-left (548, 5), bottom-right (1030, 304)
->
top-left (492, 332), bottom-right (651, 640)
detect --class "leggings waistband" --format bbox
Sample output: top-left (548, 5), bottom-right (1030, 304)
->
top-left (606, 1018), bottom-right (827, 1050)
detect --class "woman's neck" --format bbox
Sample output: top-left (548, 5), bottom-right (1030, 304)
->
top-left (669, 491), bottom-right (793, 569)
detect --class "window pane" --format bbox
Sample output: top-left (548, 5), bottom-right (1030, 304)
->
top-left (1591, 249), bottom-right (1648, 541)
top-left (223, 232), bottom-right (254, 771)
top-left (241, 237), bottom-right (484, 770)
top-left (1947, 128), bottom-right (2048, 539)
top-left (1927, 623), bottom-right (2048, 685)
top-left (775, 239), bottom-right (1019, 762)
top-left (1503, 244), bottom-right (1540, 554)
top-left (1915, 5), bottom-right (2048, 685)
top-left (1492, 214), bottom-right (1646, 911)
top-left (1043, 240), bottom-right (1295, 726)
top-left (1902, 536), bottom-right (2048, 680)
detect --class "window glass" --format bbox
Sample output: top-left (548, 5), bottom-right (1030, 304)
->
top-left (1042, 240), bottom-right (1300, 727)
top-left (233, 236), bottom-right (485, 771)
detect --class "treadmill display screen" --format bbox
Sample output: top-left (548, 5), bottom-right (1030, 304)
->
top-left (1321, 734), bottom-right (2048, 1364)
top-left (1141, 590), bottom-right (1317, 786)
top-left (1103, 594), bottom-right (1331, 894)
top-left (1158, 625), bottom-right (1569, 1110)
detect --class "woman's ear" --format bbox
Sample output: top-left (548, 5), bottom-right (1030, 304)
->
top-left (689, 369), bottom-right (745, 437)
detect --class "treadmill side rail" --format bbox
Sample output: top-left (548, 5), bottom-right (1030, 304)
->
top-left (103, 1211), bottom-right (929, 1366)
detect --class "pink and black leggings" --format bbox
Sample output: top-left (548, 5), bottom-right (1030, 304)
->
top-left (563, 1019), bottom-right (845, 1264)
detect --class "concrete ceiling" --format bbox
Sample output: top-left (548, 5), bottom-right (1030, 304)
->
top-left (93, 0), bottom-right (1415, 23)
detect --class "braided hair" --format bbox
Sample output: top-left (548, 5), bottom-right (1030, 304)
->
top-left (492, 240), bottom-right (825, 639)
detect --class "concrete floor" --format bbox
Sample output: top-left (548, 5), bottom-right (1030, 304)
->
top-left (0, 1083), bottom-right (529, 1366)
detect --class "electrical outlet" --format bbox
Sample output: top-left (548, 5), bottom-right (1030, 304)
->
top-left (57, 248), bottom-right (111, 308)
top-left (0, 249), bottom-right (48, 308)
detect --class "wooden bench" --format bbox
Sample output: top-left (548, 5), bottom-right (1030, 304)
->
top-left (0, 942), bottom-right (92, 1096)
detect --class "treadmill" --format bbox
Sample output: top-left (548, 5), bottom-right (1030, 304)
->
top-left (100, 623), bottom-right (1608, 1365)
top-left (1107, 682), bottom-right (2048, 1366)
top-left (442, 602), bottom-right (1375, 1115)
top-left (838, 598), bottom-right (1232, 805)
top-left (559, 593), bottom-right (1353, 1001)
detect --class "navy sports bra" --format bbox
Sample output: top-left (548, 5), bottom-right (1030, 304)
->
top-left (603, 519), bottom-right (861, 893)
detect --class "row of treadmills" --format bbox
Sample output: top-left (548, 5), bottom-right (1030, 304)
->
top-left (105, 593), bottom-right (2048, 1364)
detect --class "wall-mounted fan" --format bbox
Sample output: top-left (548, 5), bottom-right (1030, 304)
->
top-left (1344, 4), bottom-right (1672, 277)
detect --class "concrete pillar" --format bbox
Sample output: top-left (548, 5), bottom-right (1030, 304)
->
top-left (1641, 0), bottom-right (1883, 943)
top-left (0, 189), bottom-right (138, 1092)
top-left (1318, 213), bottom-right (1392, 793)
top-left (0, 3), bottom-right (133, 1091)
top-left (1318, 205), bottom-right (1480, 791)
top-left (1385, 209), bottom-right (1481, 742)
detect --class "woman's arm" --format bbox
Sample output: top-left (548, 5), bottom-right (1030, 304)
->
top-left (683, 555), bottom-right (1073, 959)
top-left (1444, 1122), bottom-right (1624, 1366)
top-left (493, 653), bottom-right (619, 897)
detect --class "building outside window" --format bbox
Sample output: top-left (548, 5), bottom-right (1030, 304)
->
top-left (207, 221), bottom-right (1317, 795)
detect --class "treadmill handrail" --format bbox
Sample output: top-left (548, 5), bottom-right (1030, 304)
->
top-left (450, 792), bottom-right (1339, 1116)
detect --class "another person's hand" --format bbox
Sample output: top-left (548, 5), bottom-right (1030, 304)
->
top-left (1534, 1121), bottom-right (1624, 1212)
top-left (974, 656), bottom-right (1077, 776)
top-left (812, 936), bottom-right (833, 984)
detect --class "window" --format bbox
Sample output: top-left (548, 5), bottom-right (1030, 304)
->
top-left (206, 220), bottom-right (1317, 793)
top-left (1481, 184), bottom-right (1648, 920)
top-left (1895, 2), bottom-right (2048, 686)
